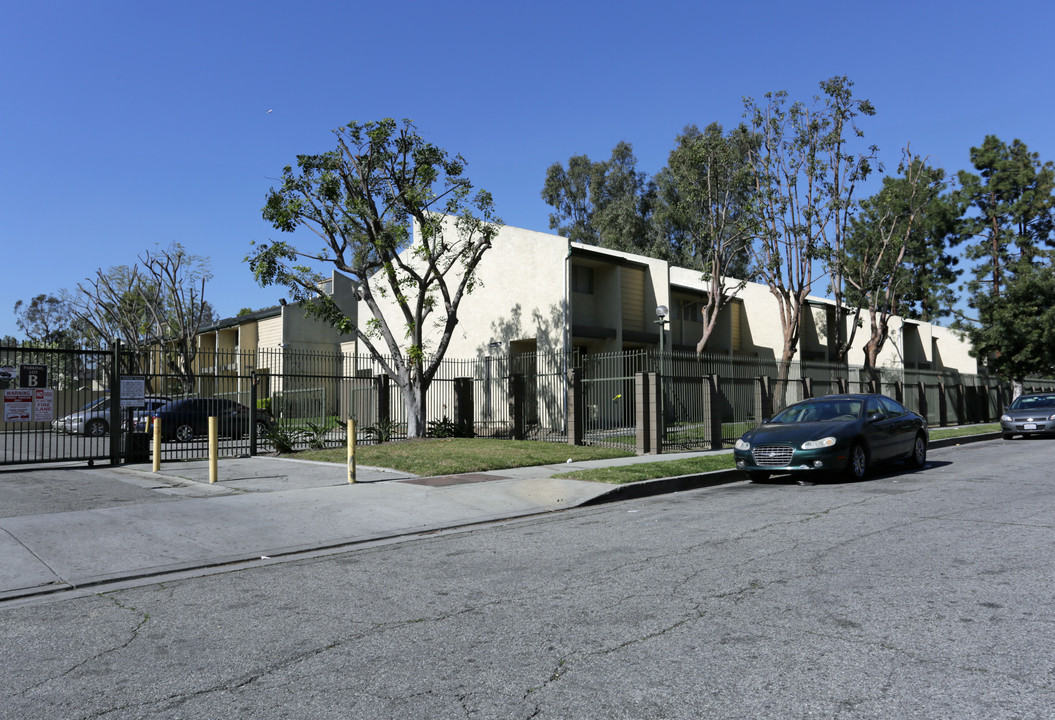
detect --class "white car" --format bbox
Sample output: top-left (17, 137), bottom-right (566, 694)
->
top-left (53, 395), bottom-right (172, 436)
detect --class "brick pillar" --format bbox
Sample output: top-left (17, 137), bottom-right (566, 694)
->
top-left (567, 368), bottom-right (584, 446)
top-left (635, 372), bottom-right (661, 455)
top-left (635, 372), bottom-right (651, 455)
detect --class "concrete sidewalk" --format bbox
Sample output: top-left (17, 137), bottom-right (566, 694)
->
top-left (0, 451), bottom-right (741, 603)
top-left (0, 432), bottom-right (997, 604)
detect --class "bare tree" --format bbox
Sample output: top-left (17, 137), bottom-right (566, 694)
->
top-left (66, 245), bottom-right (213, 391)
top-left (138, 244), bottom-right (213, 393)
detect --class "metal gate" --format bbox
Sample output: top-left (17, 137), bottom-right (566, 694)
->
top-left (0, 345), bottom-right (123, 466)
top-left (1, 344), bottom-right (264, 467)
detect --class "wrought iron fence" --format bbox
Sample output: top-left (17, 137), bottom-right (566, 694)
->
top-left (5, 340), bottom-right (1053, 467)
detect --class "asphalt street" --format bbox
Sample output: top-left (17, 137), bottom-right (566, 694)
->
top-left (1, 436), bottom-right (1052, 719)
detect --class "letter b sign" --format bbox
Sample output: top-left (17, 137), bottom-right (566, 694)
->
top-left (19, 364), bottom-right (48, 389)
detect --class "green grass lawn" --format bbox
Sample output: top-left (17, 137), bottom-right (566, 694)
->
top-left (287, 423), bottom-right (1001, 481)
top-left (292, 438), bottom-right (633, 477)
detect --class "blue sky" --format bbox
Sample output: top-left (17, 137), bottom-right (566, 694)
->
top-left (3, 0), bottom-right (1053, 340)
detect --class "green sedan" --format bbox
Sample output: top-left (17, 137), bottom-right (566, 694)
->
top-left (733, 394), bottom-right (928, 482)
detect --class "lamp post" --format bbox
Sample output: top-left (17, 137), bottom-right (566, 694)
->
top-left (655, 305), bottom-right (669, 443)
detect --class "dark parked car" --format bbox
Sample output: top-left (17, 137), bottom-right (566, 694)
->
top-left (1000, 393), bottom-right (1055, 439)
top-left (733, 394), bottom-right (928, 482)
top-left (137, 398), bottom-right (273, 442)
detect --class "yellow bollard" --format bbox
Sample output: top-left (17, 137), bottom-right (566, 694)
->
top-left (347, 418), bottom-right (356, 484)
top-left (209, 416), bottom-right (218, 484)
top-left (152, 416), bottom-right (161, 473)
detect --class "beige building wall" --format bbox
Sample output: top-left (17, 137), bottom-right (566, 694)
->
top-left (358, 223), bottom-right (570, 361)
top-left (315, 220), bottom-right (981, 377)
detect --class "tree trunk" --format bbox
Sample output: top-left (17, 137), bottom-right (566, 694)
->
top-left (774, 339), bottom-right (798, 413)
top-left (404, 378), bottom-right (428, 439)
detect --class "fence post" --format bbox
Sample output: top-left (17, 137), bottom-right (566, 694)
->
top-left (109, 340), bottom-right (122, 466)
top-left (567, 367), bottom-right (584, 446)
top-left (917, 382), bottom-right (928, 423)
top-left (955, 382), bottom-right (966, 424)
top-left (837, 377), bottom-right (848, 394)
top-left (649, 372), bottom-right (663, 454)
top-left (250, 370), bottom-right (258, 456)
top-left (707, 374), bottom-right (723, 450)
top-left (509, 373), bottom-right (525, 440)
top-left (375, 374), bottom-right (390, 427)
top-left (453, 377), bottom-right (474, 437)
top-left (755, 376), bottom-right (773, 423)
top-left (635, 371), bottom-right (651, 455)
top-left (802, 376), bottom-right (813, 399)
top-left (937, 382), bottom-right (948, 427)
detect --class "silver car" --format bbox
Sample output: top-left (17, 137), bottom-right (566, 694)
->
top-left (53, 395), bottom-right (171, 436)
top-left (1000, 393), bottom-right (1055, 439)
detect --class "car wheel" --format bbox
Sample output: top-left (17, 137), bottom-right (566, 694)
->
top-left (85, 419), bottom-right (108, 437)
top-left (175, 424), bottom-right (195, 442)
top-left (907, 432), bottom-right (927, 469)
top-left (746, 471), bottom-right (770, 482)
top-left (256, 420), bottom-right (269, 437)
top-left (846, 443), bottom-right (869, 481)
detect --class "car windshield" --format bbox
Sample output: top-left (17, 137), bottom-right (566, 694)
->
top-left (76, 397), bottom-right (109, 412)
top-left (770, 400), bottom-right (862, 424)
top-left (1009, 395), bottom-right (1055, 410)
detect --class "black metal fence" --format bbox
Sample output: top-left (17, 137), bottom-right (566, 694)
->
top-left (4, 341), bottom-right (1053, 467)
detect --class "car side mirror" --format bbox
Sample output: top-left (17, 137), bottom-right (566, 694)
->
top-left (868, 412), bottom-right (885, 423)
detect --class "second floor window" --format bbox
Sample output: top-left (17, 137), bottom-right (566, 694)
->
top-left (572, 266), bottom-right (594, 294)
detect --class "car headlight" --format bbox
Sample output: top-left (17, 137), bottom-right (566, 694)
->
top-left (734, 438), bottom-right (751, 451)
top-left (801, 436), bottom-right (836, 450)
top-left (1000, 414), bottom-right (1012, 422)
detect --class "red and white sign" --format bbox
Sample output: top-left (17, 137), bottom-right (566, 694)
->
top-left (4, 388), bottom-right (33, 422)
top-left (33, 388), bottom-right (54, 422)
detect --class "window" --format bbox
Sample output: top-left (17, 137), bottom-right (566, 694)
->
top-left (879, 397), bottom-right (906, 417)
top-left (572, 265), bottom-right (594, 294)
top-left (679, 299), bottom-right (703, 322)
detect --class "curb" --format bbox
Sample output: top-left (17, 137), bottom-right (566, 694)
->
top-left (584, 430), bottom-right (1002, 506)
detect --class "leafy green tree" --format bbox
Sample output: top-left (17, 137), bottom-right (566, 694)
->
top-left (843, 155), bottom-right (957, 367)
top-left (953, 136), bottom-right (1055, 390)
top-left (13, 294), bottom-right (78, 346)
top-left (744, 76), bottom-right (876, 401)
top-left (541, 154), bottom-right (603, 245)
top-left (653, 123), bottom-right (758, 353)
top-left (968, 260), bottom-right (1055, 381)
top-left (955, 136), bottom-right (1055, 302)
top-left (249, 118), bottom-right (501, 438)
top-left (542, 142), bottom-right (659, 257)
